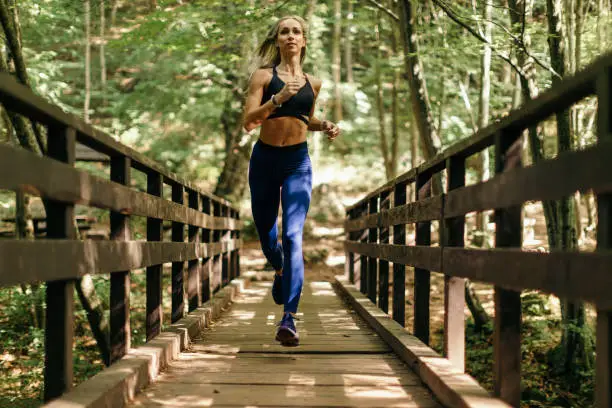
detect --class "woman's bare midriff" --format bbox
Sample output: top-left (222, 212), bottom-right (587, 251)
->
top-left (259, 117), bottom-right (308, 146)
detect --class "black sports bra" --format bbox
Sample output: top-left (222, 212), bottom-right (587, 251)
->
top-left (261, 66), bottom-right (315, 125)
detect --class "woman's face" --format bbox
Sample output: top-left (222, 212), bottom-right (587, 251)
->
top-left (276, 19), bottom-right (305, 54)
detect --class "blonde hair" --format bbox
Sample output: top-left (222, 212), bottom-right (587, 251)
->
top-left (255, 15), bottom-right (308, 69)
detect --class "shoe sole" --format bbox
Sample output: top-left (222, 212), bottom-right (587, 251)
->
top-left (275, 328), bottom-right (299, 347)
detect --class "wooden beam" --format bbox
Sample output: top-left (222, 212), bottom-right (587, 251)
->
top-left (109, 155), bottom-right (131, 364)
top-left (392, 181), bottom-right (408, 326)
top-left (378, 191), bottom-right (391, 313)
top-left (44, 125), bottom-right (76, 402)
top-left (171, 184), bottom-right (185, 323)
top-left (146, 173), bottom-right (163, 342)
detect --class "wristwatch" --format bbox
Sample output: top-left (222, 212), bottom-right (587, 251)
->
top-left (271, 94), bottom-right (282, 108)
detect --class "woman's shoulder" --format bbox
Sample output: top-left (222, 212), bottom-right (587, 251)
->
top-left (249, 67), bottom-right (273, 85)
top-left (306, 74), bottom-right (323, 92)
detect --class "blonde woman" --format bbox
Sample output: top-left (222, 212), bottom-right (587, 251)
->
top-left (243, 15), bottom-right (340, 346)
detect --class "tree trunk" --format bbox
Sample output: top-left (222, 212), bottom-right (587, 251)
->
top-left (474, 0), bottom-right (492, 247)
top-left (332, 0), bottom-right (343, 122)
top-left (397, 0), bottom-right (442, 194)
top-left (390, 20), bottom-right (400, 178)
top-left (84, 0), bottom-right (91, 123)
top-left (0, 0), bottom-right (46, 153)
top-left (149, 0), bottom-right (158, 12)
top-left (111, 0), bottom-right (119, 27)
top-left (375, 17), bottom-right (393, 180)
top-left (304, 0), bottom-right (317, 24)
top-left (465, 280), bottom-right (490, 331)
top-left (344, 0), bottom-right (354, 84)
top-left (546, 0), bottom-right (593, 377)
top-left (100, 0), bottom-right (107, 106)
top-left (75, 276), bottom-right (111, 365)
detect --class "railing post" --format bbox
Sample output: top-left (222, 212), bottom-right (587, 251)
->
top-left (414, 171), bottom-right (431, 344)
top-left (493, 130), bottom-right (522, 406)
top-left (378, 190), bottom-right (391, 313)
top-left (444, 156), bottom-right (466, 372)
top-left (201, 195), bottom-right (212, 301)
top-left (146, 172), bottom-right (163, 341)
top-left (235, 210), bottom-right (241, 277)
top-left (345, 208), bottom-right (354, 283)
top-left (212, 200), bottom-right (222, 292)
top-left (393, 181), bottom-right (407, 326)
top-left (359, 201), bottom-right (368, 295)
top-left (596, 65), bottom-right (612, 408)
top-left (187, 190), bottom-right (201, 312)
top-left (171, 184), bottom-right (185, 323)
top-left (110, 155), bottom-right (131, 364)
top-left (367, 195), bottom-right (379, 303)
top-left (229, 209), bottom-right (237, 281)
top-left (44, 125), bottom-right (76, 402)
top-left (221, 205), bottom-right (230, 286)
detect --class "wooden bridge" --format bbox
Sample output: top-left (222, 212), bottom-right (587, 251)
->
top-left (1, 53), bottom-right (612, 407)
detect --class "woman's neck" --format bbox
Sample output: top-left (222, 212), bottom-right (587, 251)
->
top-left (278, 55), bottom-right (302, 76)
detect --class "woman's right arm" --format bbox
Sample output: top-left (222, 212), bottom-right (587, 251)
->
top-left (242, 69), bottom-right (276, 132)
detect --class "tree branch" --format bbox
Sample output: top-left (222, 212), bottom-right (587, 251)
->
top-left (363, 0), bottom-right (399, 21)
top-left (432, 0), bottom-right (561, 79)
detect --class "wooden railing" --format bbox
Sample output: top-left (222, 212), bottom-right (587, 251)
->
top-left (344, 53), bottom-right (612, 407)
top-left (0, 73), bottom-right (242, 401)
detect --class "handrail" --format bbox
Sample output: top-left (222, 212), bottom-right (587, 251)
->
top-left (343, 52), bottom-right (612, 407)
top-left (0, 73), bottom-right (242, 402)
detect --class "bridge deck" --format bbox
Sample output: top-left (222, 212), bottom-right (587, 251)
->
top-left (128, 280), bottom-right (441, 407)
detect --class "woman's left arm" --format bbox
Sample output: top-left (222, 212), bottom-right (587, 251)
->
top-left (307, 76), bottom-right (340, 140)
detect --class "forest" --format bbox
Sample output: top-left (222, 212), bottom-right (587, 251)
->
top-left (0, 0), bottom-right (611, 406)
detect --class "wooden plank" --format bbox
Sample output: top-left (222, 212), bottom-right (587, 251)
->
top-left (43, 125), bottom-right (76, 402)
top-left (414, 172), bottom-right (432, 345)
top-left (596, 65), bottom-right (612, 408)
top-left (346, 208), bottom-right (355, 283)
top-left (367, 196), bottom-right (378, 303)
top-left (187, 190), bottom-right (201, 311)
top-left (444, 141), bottom-right (612, 218)
top-left (492, 131), bottom-right (522, 407)
top-left (171, 184), bottom-right (185, 323)
top-left (378, 191), bottom-right (391, 313)
top-left (393, 182), bottom-right (407, 326)
top-left (344, 242), bottom-right (442, 272)
top-left (212, 201), bottom-right (222, 293)
top-left (441, 248), bottom-right (612, 307)
top-left (133, 382), bottom-right (438, 407)
top-left (345, 195), bottom-right (443, 232)
top-left (443, 156), bottom-right (465, 372)
top-left (0, 144), bottom-right (242, 230)
top-left (0, 239), bottom-right (242, 287)
top-left (146, 172), bottom-right (163, 342)
top-left (336, 277), bottom-right (512, 408)
top-left (0, 72), bottom-right (234, 209)
top-left (110, 155), bottom-right (131, 365)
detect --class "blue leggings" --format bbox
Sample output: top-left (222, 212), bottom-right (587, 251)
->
top-left (248, 140), bottom-right (312, 314)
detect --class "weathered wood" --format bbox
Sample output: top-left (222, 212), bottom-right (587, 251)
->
top-left (0, 239), bottom-right (241, 287)
top-left (221, 206), bottom-right (230, 287)
top-left (345, 194), bottom-right (443, 232)
top-left (171, 184), bottom-right (185, 323)
top-left (187, 190), bottom-right (201, 311)
top-left (44, 125), bottom-right (76, 402)
top-left (367, 196), bottom-right (378, 303)
top-left (443, 156), bottom-right (465, 372)
top-left (0, 144), bottom-right (242, 230)
top-left (212, 201), bottom-right (222, 294)
top-left (344, 241), bottom-right (442, 272)
top-left (596, 66), bottom-right (612, 408)
top-left (146, 172), bottom-right (163, 342)
top-left (359, 202), bottom-right (368, 295)
top-left (414, 172), bottom-right (432, 344)
top-left (346, 209), bottom-right (355, 283)
top-left (110, 155), bottom-right (131, 364)
top-left (378, 191), bottom-right (391, 313)
top-left (201, 196), bottom-right (211, 302)
top-left (493, 131), bottom-right (522, 407)
top-left (0, 72), bottom-right (234, 209)
top-left (444, 141), bottom-right (612, 218)
top-left (393, 181), bottom-right (407, 326)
